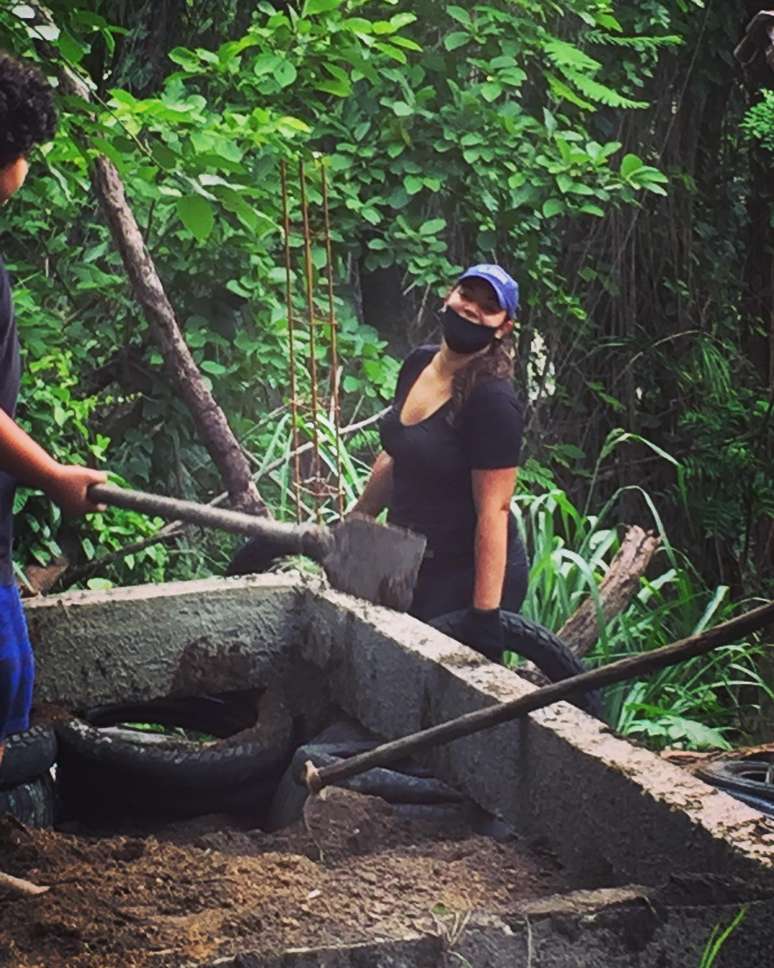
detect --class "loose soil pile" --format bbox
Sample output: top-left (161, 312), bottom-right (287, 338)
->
top-left (0, 790), bottom-right (565, 968)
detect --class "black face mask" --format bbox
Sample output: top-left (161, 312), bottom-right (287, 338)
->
top-left (440, 306), bottom-right (498, 355)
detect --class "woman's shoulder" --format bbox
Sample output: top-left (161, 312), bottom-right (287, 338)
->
top-left (465, 374), bottom-right (524, 411)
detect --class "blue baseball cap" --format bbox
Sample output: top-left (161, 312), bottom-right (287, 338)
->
top-left (458, 264), bottom-right (520, 318)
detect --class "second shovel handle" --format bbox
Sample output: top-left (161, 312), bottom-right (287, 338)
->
top-left (89, 483), bottom-right (319, 556)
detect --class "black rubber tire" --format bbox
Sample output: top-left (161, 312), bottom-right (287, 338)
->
top-left (697, 759), bottom-right (774, 816)
top-left (0, 725), bottom-right (57, 789)
top-left (55, 717), bottom-right (293, 819)
top-left (429, 609), bottom-right (604, 719)
top-left (0, 772), bottom-right (55, 828)
top-left (85, 691), bottom-right (261, 739)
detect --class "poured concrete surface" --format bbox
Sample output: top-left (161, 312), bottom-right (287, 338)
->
top-left (26, 575), bottom-right (302, 709)
top-left (26, 575), bottom-right (774, 894)
top-left (299, 588), bottom-right (774, 889)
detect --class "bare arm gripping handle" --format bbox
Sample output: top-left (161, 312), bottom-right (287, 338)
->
top-left (89, 483), bottom-right (329, 560)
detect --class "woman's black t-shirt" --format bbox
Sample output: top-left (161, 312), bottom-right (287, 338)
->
top-left (379, 345), bottom-right (523, 556)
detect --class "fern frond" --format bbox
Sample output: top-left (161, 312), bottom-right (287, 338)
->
top-left (543, 38), bottom-right (601, 73)
top-left (545, 71), bottom-right (594, 110)
top-left (560, 67), bottom-right (649, 109)
top-left (585, 31), bottom-right (684, 51)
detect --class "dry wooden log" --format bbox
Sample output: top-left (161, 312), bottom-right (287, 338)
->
top-left (558, 525), bottom-right (661, 658)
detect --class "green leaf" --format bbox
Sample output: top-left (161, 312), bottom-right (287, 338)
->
top-left (275, 60), bottom-right (298, 88)
top-left (304, 0), bottom-right (343, 15)
top-left (403, 175), bottom-right (423, 195)
top-left (419, 218), bottom-right (447, 235)
top-left (447, 5), bottom-right (472, 27)
top-left (542, 198), bottom-right (563, 218)
top-left (444, 31), bottom-right (470, 52)
top-left (200, 360), bottom-right (228, 375)
top-left (543, 39), bottom-right (601, 73)
top-left (620, 153), bottom-right (644, 178)
top-left (253, 53), bottom-right (282, 77)
top-left (480, 82), bottom-right (502, 103)
top-left (316, 78), bottom-right (351, 97)
top-left (562, 68), bottom-right (649, 110)
top-left (177, 195), bottom-right (215, 241)
top-left (57, 30), bottom-right (87, 64)
top-left (391, 100), bottom-right (413, 117)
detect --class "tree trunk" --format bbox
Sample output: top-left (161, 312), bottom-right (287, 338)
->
top-left (50, 59), bottom-right (265, 514)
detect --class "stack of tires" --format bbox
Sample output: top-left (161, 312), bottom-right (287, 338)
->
top-left (0, 725), bottom-right (57, 827)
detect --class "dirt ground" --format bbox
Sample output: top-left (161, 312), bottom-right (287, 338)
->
top-left (0, 789), bottom-right (566, 968)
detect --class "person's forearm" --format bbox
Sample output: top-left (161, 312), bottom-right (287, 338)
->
top-left (0, 408), bottom-right (59, 488)
top-left (350, 450), bottom-right (394, 517)
top-left (472, 509), bottom-right (509, 610)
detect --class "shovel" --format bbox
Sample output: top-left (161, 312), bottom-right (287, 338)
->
top-left (89, 483), bottom-right (426, 611)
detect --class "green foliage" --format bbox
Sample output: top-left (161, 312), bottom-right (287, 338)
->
top-left (698, 906), bottom-right (748, 968)
top-left (0, 0), bottom-right (677, 587)
top-left (741, 90), bottom-right (774, 154)
top-left (512, 482), bottom-right (773, 751)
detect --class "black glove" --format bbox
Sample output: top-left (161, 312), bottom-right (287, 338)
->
top-left (429, 607), bottom-right (504, 663)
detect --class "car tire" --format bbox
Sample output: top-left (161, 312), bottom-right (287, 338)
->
top-left (0, 725), bottom-right (57, 789)
top-left (429, 609), bottom-right (604, 718)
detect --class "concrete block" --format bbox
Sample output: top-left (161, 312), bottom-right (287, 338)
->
top-left (25, 575), bottom-right (303, 710)
top-left (299, 588), bottom-right (774, 889)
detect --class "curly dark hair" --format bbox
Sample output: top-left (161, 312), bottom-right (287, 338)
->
top-left (0, 51), bottom-right (58, 169)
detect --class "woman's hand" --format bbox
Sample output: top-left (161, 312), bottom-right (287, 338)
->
top-left (429, 607), bottom-right (504, 661)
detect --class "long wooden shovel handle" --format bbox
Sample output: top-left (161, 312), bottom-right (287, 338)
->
top-left (89, 483), bottom-right (325, 558)
top-left (303, 600), bottom-right (774, 794)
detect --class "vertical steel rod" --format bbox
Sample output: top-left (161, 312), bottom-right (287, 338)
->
top-left (321, 162), bottom-right (344, 519)
top-left (298, 159), bottom-right (322, 523)
top-left (280, 160), bottom-right (302, 521)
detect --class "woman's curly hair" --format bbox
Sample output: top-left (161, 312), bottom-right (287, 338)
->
top-left (0, 51), bottom-right (57, 169)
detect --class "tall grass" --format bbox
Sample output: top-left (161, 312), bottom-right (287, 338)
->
top-left (513, 483), bottom-right (773, 750)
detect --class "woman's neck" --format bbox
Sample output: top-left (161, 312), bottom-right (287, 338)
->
top-left (433, 343), bottom-right (483, 379)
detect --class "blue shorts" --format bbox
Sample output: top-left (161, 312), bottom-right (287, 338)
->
top-left (0, 585), bottom-right (35, 742)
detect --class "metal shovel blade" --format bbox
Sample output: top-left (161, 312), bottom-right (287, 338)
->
top-left (322, 514), bottom-right (426, 612)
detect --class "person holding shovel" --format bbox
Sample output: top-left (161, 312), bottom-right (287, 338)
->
top-left (351, 264), bottom-right (527, 661)
top-left (0, 51), bottom-right (105, 773)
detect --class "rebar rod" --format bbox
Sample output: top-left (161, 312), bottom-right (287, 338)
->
top-left (280, 160), bottom-right (302, 521)
top-left (299, 159), bottom-right (322, 523)
top-left (321, 162), bottom-right (344, 518)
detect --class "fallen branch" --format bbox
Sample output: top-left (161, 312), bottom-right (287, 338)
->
top-left (559, 526), bottom-right (661, 657)
top-left (0, 871), bottom-right (50, 896)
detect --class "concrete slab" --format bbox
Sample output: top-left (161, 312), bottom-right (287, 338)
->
top-left (25, 575), bottom-right (303, 710)
top-left (298, 588), bottom-right (774, 889)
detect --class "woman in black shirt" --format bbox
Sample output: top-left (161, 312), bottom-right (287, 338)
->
top-left (352, 264), bottom-right (528, 659)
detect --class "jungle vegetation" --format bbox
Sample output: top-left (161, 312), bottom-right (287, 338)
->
top-left (1, 0), bottom-right (772, 748)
